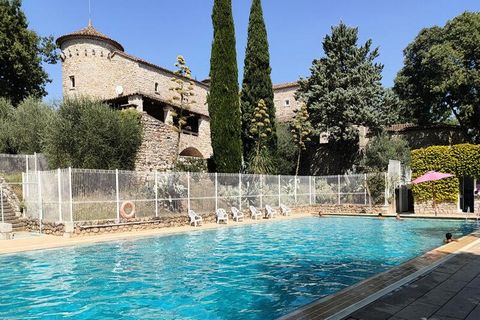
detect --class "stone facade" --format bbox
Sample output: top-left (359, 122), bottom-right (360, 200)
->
top-left (57, 25), bottom-right (212, 171)
top-left (273, 82), bottom-right (300, 123)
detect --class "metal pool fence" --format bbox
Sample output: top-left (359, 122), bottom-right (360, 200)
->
top-left (0, 153), bottom-right (48, 174)
top-left (20, 168), bottom-right (389, 223)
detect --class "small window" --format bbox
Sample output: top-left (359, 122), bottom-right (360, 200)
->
top-left (154, 82), bottom-right (159, 93)
top-left (69, 76), bottom-right (75, 89)
top-left (284, 99), bottom-right (290, 107)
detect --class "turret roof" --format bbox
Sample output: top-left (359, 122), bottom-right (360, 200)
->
top-left (56, 23), bottom-right (124, 51)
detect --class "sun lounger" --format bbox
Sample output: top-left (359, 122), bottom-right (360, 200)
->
top-left (188, 209), bottom-right (203, 227)
top-left (249, 205), bottom-right (262, 220)
top-left (216, 208), bottom-right (229, 224)
top-left (280, 204), bottom-right (291, 216)
top-left (265, 205), bottom-right (276, 219)
top-left (231, 207), bottom-right (244, 222)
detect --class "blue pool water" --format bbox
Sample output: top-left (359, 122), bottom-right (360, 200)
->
top-left (0, 217), bottom-right (477, 320)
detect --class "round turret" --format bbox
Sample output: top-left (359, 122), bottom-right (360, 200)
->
top-left (56, 23), bottom-right (124, 98)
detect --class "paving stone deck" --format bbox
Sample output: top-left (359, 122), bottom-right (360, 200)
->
top-left (280, 232), bottom-right (480, 320)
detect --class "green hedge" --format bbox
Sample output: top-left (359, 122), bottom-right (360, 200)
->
top-left (411, 144), bottom-right (480, 203)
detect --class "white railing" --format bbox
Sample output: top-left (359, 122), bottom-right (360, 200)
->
top-left (22, 168), bottom-right (387, 224)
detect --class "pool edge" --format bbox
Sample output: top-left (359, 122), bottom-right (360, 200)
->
top-left (277, 229), bottom-right (480, 320)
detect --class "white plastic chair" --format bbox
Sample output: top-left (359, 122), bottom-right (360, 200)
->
top-left (280, 204), bottom-right (291, 216)
top-left (188, 209), bottom-right (203, 227)
top-left (216, 208), bottom-right (228, 224)
top-left (231, 207), bottom-right (244, 222)
top-left (249, 206), bottom-right (262, 220)
top-left (265, 205), bottom-right (276, 219)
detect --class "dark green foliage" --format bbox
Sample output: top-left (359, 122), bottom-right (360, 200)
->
top-left (240, 0), bottom-right (276, 162)
top-left (208, 0), bottom-right (242, 173)
top-left (45, 98), bottom-right (142, 170)
top-left (276, 123), bottom-right (296, 175)
top-left (361, 133), bottom-right (411, 172)
top-left (0, 97), bottom-right (54, 153)
top-left (297, 23), bottom-right (388, 145)
top-left (394, 12), bottom-right (480, 142)
top-left (0, 0), bottom-right (57, 105)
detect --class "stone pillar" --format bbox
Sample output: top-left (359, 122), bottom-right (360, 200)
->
top-left (128, 95), bottom-right (144, 112)
top-left (164, 106), bottom-right (175, 126)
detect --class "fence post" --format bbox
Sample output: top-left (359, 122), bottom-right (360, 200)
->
top-left (57, 168), bottom-right (62, 222)
top-left (364, 174), bottom-right (367, 205)
top-left (260, 175), bottom-right (263, 208)
top-left (1, 186), bottom-right (4, 223)
top-left (309, 176), bottom-right (312, 205)
top-left (294, 176), bottom-right (297, 204)
top-left (384, 172), bottom-right (389, 206)
top-left (34, 152), bottom-right (38, 172)
top-left (115, 169), bottom-right (120, 222)
top-left (37, 172), bottom-right (43, 233)
top-left (215, 172), bottom-right (218, 211)
top-left (154, 170), bottom-right (158, 217)
top-left (278, 175), bottom-right (281, 206)
top-left (68, 167), bottom-right (73, 222)
top-left (337, 175), bottom-right (341, 205)
top-left (239, 172), bottom-right (242, 211)
top-left (187, 172), bottom-right (191, 212)
top-left (25, 155), bottom-right (29, 200)
top-left (312, 176), bottom-right (316, 205)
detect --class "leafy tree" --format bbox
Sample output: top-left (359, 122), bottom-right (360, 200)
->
top-left (208, 0), bottom-right (242, 173)
top-left (0, 98), bottom-right (14, 153)
top-left (394, 12), bottom-right (480, 143)
top-left (45, 98), bottom-right (142, 170)
top-left (240, 0), bottom-right (276, 162)
top-left (247, 99), bottom-right (274, 174)
top-left (0, 0), bottom-right (57, 105)
top-left (361, 133), bottom-right (411, 172)
top-left (10, 97), bottom-right (55, 153)
top-left (291, 102), bottom-right (313, 175)
top-left (276, 123), bottom-right (296, 175)
top-left (297, 23), bottom-right (386, 146)
top-left (169, 55), bottom-right (196, 163)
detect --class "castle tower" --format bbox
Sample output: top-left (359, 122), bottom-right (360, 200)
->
top-left (56, 23), bottom-right (124, 99)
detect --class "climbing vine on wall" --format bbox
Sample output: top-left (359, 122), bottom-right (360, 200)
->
top-left (411, 144), bottom-right (480, 203)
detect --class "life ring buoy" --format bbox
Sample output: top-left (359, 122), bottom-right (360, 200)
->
top-left (120, 201), bottom-right (136, 219)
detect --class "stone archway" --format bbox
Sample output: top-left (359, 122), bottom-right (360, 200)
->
top-left (179, 147), bottom-right (204, 158)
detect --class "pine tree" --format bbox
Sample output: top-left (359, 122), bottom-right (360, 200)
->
top-left (297, 23), bottom-right (385, 145)
top-left (208, 0), bottom-right (242, 173)
top-left (240, 0), bottom-right (276, 164)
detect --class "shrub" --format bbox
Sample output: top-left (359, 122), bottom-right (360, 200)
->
top-left (45, 98), bottom-right (142, 170)
top-left (361, 133), bottom-right (411, 172)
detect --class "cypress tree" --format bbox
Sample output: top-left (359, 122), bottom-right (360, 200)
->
top-left (240, 0), bottom-right (276, 164)
top-left (208, 0), bottom-right (242, 172)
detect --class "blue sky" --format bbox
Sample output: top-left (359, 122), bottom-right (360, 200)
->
top-left (23, 0), bottom-right (480, 103)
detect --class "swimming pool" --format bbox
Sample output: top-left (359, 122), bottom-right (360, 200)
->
top-left (0, 217), bottom-right (477, 320)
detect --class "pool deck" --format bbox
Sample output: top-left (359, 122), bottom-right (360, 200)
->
top-left (279, 229), bottom-right (480, 320)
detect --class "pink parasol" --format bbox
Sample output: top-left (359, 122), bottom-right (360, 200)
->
top-left (412, 171), bottom-right (454, 184)
top-left (412, 171), bottom-right (455, 216)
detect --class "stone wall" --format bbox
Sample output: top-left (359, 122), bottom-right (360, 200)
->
top-left (414, 201), bottom-right (459, 215)
top-left (0, 177), bottom-right (21, 215)
top-left (22, 218), bottom-right (65, 236)
top-left (314, 204), bottom-right (387, 215)
top-left (135, 113), bottom-right (212, 172)
top-left (274, 85), bottom-right (300, 123)
top-left (60, 38), bottom-right (209, 117)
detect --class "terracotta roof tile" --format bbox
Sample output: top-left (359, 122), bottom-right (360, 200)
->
top-left (56, 24), bottom-right (124, 51)
top-left (273, 82), bottom-right (300, 90)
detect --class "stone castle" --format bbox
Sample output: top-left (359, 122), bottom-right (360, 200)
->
top-left (56, 23), bottom-right (301, 171)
